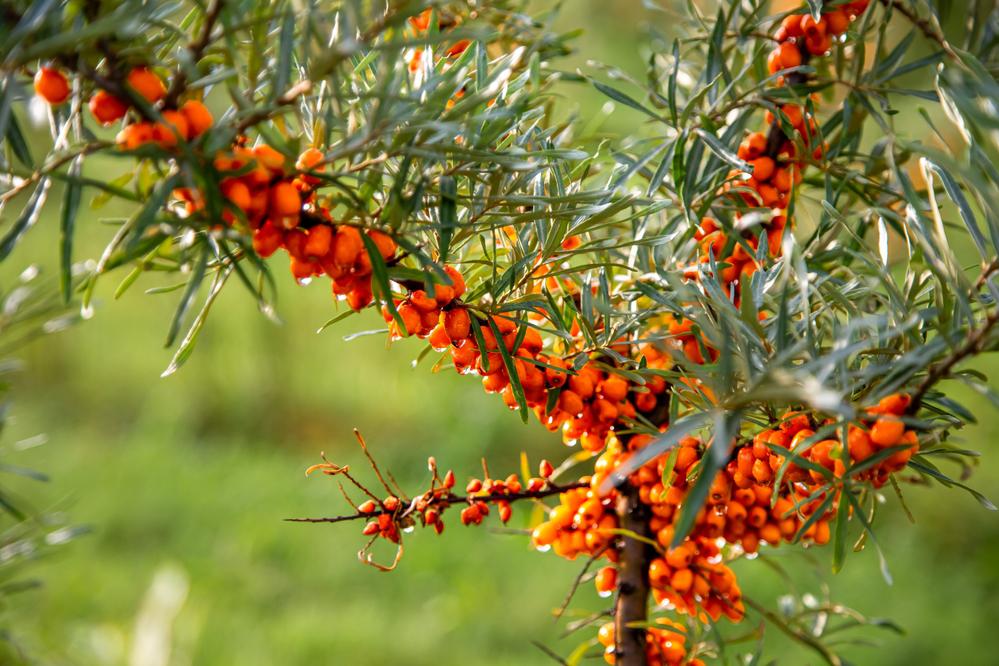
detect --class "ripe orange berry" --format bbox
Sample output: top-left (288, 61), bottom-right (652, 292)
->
top-left (34, 67), bottom-right (70, 105)
top-left (180, 100), bottom-right (213, 137)
top-left (252, 222), bottom-right (284, 258)
top-left (600, 375), bottom-right (629, 402)
top-left (739, 132), bottom-right (768, 160)
top-left (561, 235), bottom-right (582, 251)
top-left (296, 147), bottom-right (324, 172)
top-left (444, 265), bottom-right (466, 298)
top-left (89, 90), bottom-right (128, 125)
top-left (805, 32), bottom-right (833, 55)
top-left (126, 67), bottom-right (166, 103)
top-left (269, 181), bottom-right (301, 219)
top-left (409, 290), bottom-right (439, 312)
top-left (558, 389), bottom-right (584, 417)
top-left (776, 41), bottom-right (802, 70)
top-left (825, 9), bottom-right (850, 35)
top-left (333, 226), bottom-right (363, 267)
top-left (221, 179), bottom-right (251, 212)
top-left (289, 256), bottom-right (318, 280)
top-left (116, 122), bottom-right (155, 149)
top-left (254, 144), bottom-right (286, 172)
top-left (367, 230), bottom-right (396, 260)
top-left (870, 418), bottom-right (905, 446)
top-left (847, 427), bottom-right (874, 462)
top-left (442, 307), bottom-right (471, 341)
top-left (665, 544), bottom-right (693, 569)
top-left (160, 109), bottom-right (190, 142)
top-left (751, 156), bottom-right (775, 182)
top-left (594, 566), bottom-right (617, 594)
top-left (428, 323), bottom-right (452, 351)
top-left (395, 303), bottom-right (423, 338)
top-left (670, 567), bottom-right (693, 594)
top-left (539, 459), bottom-right (554, 479)
top-left (304, 224), bottom-right (334, 260)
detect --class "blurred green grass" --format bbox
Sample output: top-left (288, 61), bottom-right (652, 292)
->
top-left (2, 1), bottom-right (999, 664)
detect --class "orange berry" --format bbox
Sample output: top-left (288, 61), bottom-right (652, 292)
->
top-left (126, 67), bottom-right (166, 103)
top-left (847, 427), bottom-right (874, 462)
top-left (221, 179), bottom-right (251, 212)
top-left (115, 122), bottom-right (155, 149)
top-left (594, 566), bottom-right (617, 595)
top-left (409, 290), bottom-right (439, 312)
top-left (296, 147), bottom-right (324, 172)
top-left (561, 235), bottom-right (582, 251)
top-left (367, 230), bottom-right (396, 260)
top-left (252, 222), bottom-right (284, 258)
top-left (269, 181), bottom-right (301, 218)
top-left (428, 323), bottom-right (452, 351)
top-left (333, 226), bottom-right (363, 267)
top-left (600, 375), bottom-right (629, 402)
top-left (443, 307), bottom-right (472, 341)
top-left (670, 567), bottom-right (693, 594)
top-left (665, 544), bottom-right (693, 569)
top-left (444, 265), bottom-right (466, 298)
top-left (539, 459), bottom-right (554, 479)
top-left (289, 256), bottom-right (318, 280)
top-left (89, 90), bottom-right (128, 125)
top-left (870, 418), bottom-right (905, 447)
top-left (740, 132), bottom-right (768, 160)
top-left (304, 224), bottom-right (334, 260)
top-left (180, 100), bottom-right (213, 137)
top-left (805, 32), bottom-right (833, 56)
top-left (558, 389), bottom-right (584, 417)
top-left (872, 393), bottom-right (910, 416)
top-left (254, 144), bottom-right (286, 172)
top-left (34, 67), bottom-right (70, 105)
top-left (751, 156), bottom-right (775, 182)
top-left (825, 9), bottom-right (850, 35)
top-left (160, 109), bottom-right (190, 142)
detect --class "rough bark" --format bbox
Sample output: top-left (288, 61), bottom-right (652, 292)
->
top-left (614, 482), bottom-right (652, 666)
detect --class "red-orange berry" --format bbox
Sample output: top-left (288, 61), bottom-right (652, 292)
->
top-left (34, 67), bottom-right (70, 105)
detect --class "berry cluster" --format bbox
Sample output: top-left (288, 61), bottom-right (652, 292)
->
top-left (34, 64), bottom-right (215, 148)
top-left (597, 619), bottom-right (704, 666)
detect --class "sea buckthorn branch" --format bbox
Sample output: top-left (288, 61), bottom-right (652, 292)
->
top-left (4, 1), bottom-right (999, 664)
top-left (288, 441), bottom-right (588, 569)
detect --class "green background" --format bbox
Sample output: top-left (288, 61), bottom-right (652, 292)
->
top-left (3, 1), bottom-right (998, 664)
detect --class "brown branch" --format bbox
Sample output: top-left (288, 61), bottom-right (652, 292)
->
top-left (910, 307), bottom-right (999, 412)
top-left (613, 483), bottom-right (652, 666)
top-left (877, 0), bottom-right (958, 60)
top-left (285, 481), bottom-right (588, 524)
top-left (162, 0), bottom-right (225, 108)
top-left (909, 258), bottom-right (999, 411)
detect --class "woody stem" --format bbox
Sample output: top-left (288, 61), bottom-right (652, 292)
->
top-left (614, 481), bottom-right (653, 666)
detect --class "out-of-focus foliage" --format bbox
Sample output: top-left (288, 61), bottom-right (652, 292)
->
top-left (0, 271), bottom-right (80, 665)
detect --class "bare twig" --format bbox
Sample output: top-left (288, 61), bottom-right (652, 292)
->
top-left (285, 480), bottom-right (587, 524)
top-left (909, 258), bottom-right (999, 411)
top-left (878, 0), bottom-right (958, 60)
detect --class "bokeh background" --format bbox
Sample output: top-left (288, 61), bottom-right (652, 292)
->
top-left (3, 1), bottom-right (998, 664)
